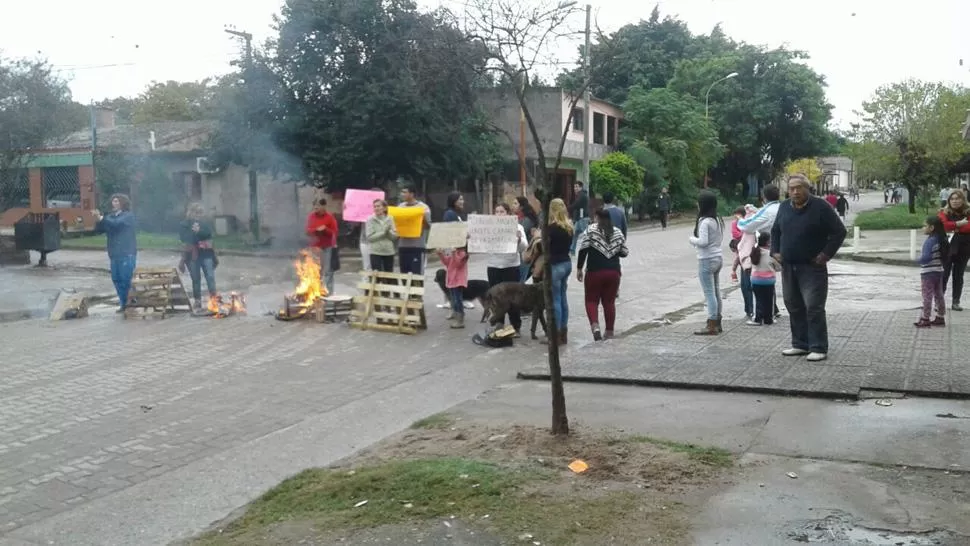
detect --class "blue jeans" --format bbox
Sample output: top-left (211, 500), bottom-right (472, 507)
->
top-left (449, 287), bottom-right (464, 316)
top-left (110, 255), bottom-right (137, 309)
top-left (698, 257), bottom-right (723, 320)
top-left (519, 261), bottom-right (532, 282)
top-left (321, 247), bottom-right (335, 295)
top-left (740, 268), bottom-right (753, 317)
top-left (550, 261), bottom-right (572, 329)
top-left (781, 263), bottom-right (829, 353)
top-left (189, 256), bottom-right (217, 300)
top-left (569, 218), bottom-right (590, 254)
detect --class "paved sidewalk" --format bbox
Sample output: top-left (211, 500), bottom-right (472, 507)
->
top-left (519, 310), bottom-right (970, 398)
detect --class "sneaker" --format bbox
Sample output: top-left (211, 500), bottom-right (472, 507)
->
top-left (914, 318), bottom-right (932, 328)
top-left (931, 317), bottom-right (946, 326)
top-left (806, 352), bottom-right (827, 362)
top-left (953, 303), bottom-right (963, 311)
top-left (592, 329), bottom-right (603, 341)
top-left (782, 348), bottom-right (810, 356)
top-left (746, 319), bottom-right (762, 326)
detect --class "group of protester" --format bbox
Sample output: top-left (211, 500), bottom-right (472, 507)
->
top-left (91, 194), bottom-right (219, 314)
top-left (696, 174), bottom-right (848, 362)
top-left (431, 181), bottom-right (630, 341)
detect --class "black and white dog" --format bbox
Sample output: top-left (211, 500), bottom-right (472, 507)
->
top-left (434, 268), bottom-right (490, 318)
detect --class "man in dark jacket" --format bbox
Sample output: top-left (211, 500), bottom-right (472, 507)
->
top-left (568, 181), bottom-right (590, 255)
top-left (835, 192), bottom-right (849, 222)
top-left (656, 186), bottom-right (671, 230)
top-left (771, 174), bottom-right (847, 362)
top-left (601, 192), bottom-right (628, 237)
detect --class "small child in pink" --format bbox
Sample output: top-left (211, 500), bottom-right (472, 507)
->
top-left (436, 248), bottom-right (469, 329)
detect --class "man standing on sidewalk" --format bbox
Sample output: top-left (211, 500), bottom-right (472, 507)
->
top-left (771, 174), bottom-right (847, 362)
top-left (568, 181), bottom-right (590, 255)
top-left (656, 186), bottom-right (671, 230)
top-left (397, 184), bottom-right (432, 275)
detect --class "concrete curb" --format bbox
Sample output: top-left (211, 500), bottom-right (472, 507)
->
top-left (833, 254), bottom-right (918, 268)
top-left (515, 371), bottom-right (857, 400)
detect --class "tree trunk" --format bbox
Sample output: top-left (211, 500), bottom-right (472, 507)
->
top-left (539, 190), bottom-right (569, 435)
top-left (906, 183), bottom-right (916, 214)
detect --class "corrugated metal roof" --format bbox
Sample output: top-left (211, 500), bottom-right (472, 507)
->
top-left (47, 120), bottom-right (216, 153)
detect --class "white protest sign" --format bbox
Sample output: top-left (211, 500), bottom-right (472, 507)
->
top-left (426, 222), bottom-right (468, 249)
top-left (467, 214), bottom-right (518, 254)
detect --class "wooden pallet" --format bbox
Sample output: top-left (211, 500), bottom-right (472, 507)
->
top-left (349, 271), bottom-right (427, 334)
top-left (125, 267), bottom-right (191, 319)
top-left (314, 295), bottom-right (354, 323)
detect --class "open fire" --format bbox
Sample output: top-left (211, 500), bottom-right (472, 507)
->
top-left (205, 292), bottom-right (247, 318)
top-left (276, 250), bottom-right (328, 321)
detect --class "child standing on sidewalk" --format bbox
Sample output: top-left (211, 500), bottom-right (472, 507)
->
top-left (436, 246), bottom-right (469, 329)
top-left (915, 216), bottom-right (949, 327)
top-left (746, 233), bottom-right (779, 326)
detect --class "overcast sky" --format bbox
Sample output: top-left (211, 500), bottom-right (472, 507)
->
top-left (2, 0), bottom-right (966, 128)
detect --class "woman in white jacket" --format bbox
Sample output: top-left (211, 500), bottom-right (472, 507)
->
top-left (487, 202), bottom-right (529, 333)
top-left (688, 191), bottom-right (725, 336)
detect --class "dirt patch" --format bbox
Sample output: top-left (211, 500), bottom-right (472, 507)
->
top-left (189, 417), bottom-right (736, 546)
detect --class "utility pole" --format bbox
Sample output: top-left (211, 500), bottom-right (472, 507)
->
top-left (519, 74), bottom-right (527, 197)
top-left (581, 4), bottom-right (591, 191)
top-left (225, 28), bottom-right (259, 239)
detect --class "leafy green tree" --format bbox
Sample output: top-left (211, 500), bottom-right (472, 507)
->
top-left (130, 80), bottom-right (219, 124)
top-left (668, 45), bottom-right (834, 191)
top-left (556, 6), bottom-right (697, 105)
top-left (259, 0), bottom-right (498, 189)
top-left (0, 56), bottom-right (86, 209)
top-left (854, 80), bottom-right (970, 212)
top-left (589, 152), bottom-right (645, 202)
top-left (622, 86), bottom-right (722, 204)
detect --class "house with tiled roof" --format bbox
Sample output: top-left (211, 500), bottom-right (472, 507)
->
top-left (0, 108), bottom-right (318, 241)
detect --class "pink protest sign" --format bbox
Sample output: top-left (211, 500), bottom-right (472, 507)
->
top-left (342, 189), bottom-right (386, 222)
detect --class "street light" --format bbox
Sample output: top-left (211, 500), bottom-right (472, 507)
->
top-left (705, 72), bottom-right (738, 119)
top-left (702, 72), bottom-right (738, 188)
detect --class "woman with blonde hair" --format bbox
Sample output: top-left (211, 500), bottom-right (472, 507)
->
top-left (179, 202), bottom-right (218, 310)
top-left (545, 198), bottom-right (574, 344)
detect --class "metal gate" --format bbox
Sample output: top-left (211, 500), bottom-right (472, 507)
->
top-left (41, 166), bottom-right (81, 209)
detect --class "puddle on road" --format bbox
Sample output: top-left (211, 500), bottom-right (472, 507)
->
top-left (787, 512), bottom-right (960, 544)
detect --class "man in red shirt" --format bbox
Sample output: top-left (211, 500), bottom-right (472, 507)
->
top-left (824, 191), bottom-right (838, 208)
top-left (306, 198), bottom-right (338, 295)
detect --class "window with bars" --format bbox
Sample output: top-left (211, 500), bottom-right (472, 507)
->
top-left (0, 169), bottom-right (30, 210)
top-left (593, 112), bottom-right (605, 144)
top-left (42, 166), bottom-right (81, 208)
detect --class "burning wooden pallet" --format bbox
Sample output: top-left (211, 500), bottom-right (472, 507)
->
top-left (349, 271), bottom-right (427, 335)
top-left (125, 267), bottom-right (191, 319)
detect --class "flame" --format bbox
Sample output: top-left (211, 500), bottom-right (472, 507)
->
top-left (277, 249), bottom-right (327, 319)
top-left (206, 292), bottom-right (247, 318)
top-left (292, 250), bottom-right (328, 302)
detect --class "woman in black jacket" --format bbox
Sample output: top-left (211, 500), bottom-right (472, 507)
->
top-left (577, 208), bottom-right (628, 340)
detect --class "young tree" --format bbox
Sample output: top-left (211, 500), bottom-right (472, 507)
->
top-left (856, 80), bottom-right (970, 212)
top-left (784, 158), bottom-right (823, 185)
top-left (589, 152), bottom-right (645, 202)
top-left (460, 0), bottom-right (610, 435)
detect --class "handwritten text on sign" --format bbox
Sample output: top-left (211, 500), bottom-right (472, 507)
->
top-left (426, 222), bottom-right (468, 249)
top-left (467, 214), bottom-right (518, 254)
top-left (342, 189), bottom-right (385, 222)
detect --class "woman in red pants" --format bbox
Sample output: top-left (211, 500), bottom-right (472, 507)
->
top-left (577, 208), bottom-right (629, 340)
